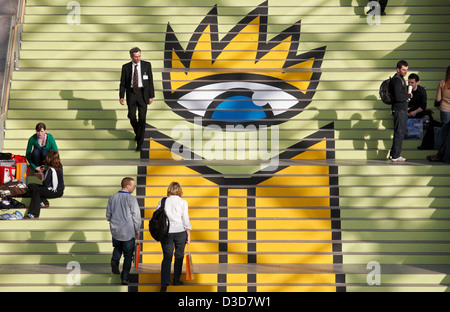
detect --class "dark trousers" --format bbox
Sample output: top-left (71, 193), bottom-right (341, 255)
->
top-left (127, 88), bottom-right (147, 147)
top-left (390, 105), bottom-right (408, 159)
top-left (30, 147), bottom-right (48, 168)
top-left (27, 183), bottom-right (63, 217)
top-left (112, 237), bottom-right (135, 281)
top-left (419, 116), bottom-right (440, 150)
top-left (160, 231), bottom-right (187, 285)
top-left (368, 0), bottom-right (387, 11)
top-left (378, 0), bottom-right (388, 11)
top-left (367, 0), bottom-right (388, 13)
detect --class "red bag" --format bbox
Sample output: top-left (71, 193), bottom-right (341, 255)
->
top-left (0, 166), bottom-right (16, 184)
top-left (135, 244), bottom-right (141, 270)
top-left (12, 155), bottom-right (27, 163)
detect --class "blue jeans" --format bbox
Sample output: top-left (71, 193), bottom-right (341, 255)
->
top-left (160, 231), bottom-right (187, 285)
top-left (111, 237), bottom-right (135, 280)
top-left (30, 147), bottom-right (48, 168)
top-left (440, 110), bottom-right (450, 127)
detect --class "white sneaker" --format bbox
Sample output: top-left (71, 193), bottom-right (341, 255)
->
top-left (389, 156), bottom-right (406, 162)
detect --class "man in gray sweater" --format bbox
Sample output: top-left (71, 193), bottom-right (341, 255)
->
top-left (106, 177), bottom-right (142, 285)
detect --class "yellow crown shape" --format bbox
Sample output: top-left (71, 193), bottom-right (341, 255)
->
top-left (163, 2), bottom-right (326, 94)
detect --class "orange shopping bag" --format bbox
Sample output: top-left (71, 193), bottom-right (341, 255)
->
top-left (185, 244), bottom-right (195, 280)
top-left (134, 243), bottom-right (141, 270)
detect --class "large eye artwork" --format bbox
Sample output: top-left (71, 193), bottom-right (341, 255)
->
top-left (162, 3), bottom-right (326, 128)
top-left (174, 78), bottom-right (299, 125)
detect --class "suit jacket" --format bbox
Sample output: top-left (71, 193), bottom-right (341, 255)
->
top-left (119, 60), bottom-right (155, 104)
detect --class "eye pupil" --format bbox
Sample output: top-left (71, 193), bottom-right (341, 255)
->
top-left (175, 80), bottom-right (299, 126)
top-left (211, 96), bottom-right (266, 122)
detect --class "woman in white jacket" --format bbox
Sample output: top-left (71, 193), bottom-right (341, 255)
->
top-left (159, 182), bottom-right (192, 292)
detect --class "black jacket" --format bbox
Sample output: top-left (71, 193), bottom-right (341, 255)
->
top-left (390, 72), bottom-right (410, 107)
top-left (43, 166), bottom-right (65, 192)
top-left (119, 60), bottom-right (155, 104)
top-left (408, 85), bottom-right (427, 112)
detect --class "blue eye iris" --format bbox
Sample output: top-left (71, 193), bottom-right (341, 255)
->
top-left (211, 96), bottom-right (267, 122)
top-left (175, 81), bottom-right (299, 127)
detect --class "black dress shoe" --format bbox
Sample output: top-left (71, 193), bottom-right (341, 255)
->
top-left (136, 145), bottom-right (142, 151)
top-left (160, 285), bottom-right (168, 292)
top-left (173, 280), bottom-right (184, 285)
top-left (121, 279), bottom-right (129, 285)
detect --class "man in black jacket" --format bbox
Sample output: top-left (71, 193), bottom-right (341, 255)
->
top-left (407, 73), bottom-right (427, 119)
top-left (120, 47), bottom-right (155, 151)
top-left (389, 60), bottom-right (412, 162)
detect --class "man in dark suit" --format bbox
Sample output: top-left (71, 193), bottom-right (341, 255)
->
top-left (120, 47), bottom-right (154, 151)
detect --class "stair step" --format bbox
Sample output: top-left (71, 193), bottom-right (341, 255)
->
top-left (0, 231), bottom-right (111, 241)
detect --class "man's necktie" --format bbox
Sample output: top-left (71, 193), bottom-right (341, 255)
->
top-left (133, 64), bottom-right (139, 93)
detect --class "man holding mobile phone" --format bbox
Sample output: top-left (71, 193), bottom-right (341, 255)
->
top-left (389, 60), bottom-right (412, 162)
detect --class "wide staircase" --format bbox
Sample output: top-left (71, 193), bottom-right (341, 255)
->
top-left (0, 0), bottom-right (449, 292)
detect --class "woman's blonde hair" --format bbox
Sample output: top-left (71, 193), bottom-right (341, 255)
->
top-left (167, 181), bottom-right (183, 197)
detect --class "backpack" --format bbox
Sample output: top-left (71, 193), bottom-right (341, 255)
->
top-left (148, 197), bottom-right (169, 242)
top-left (379, 77), bottom-right (394, 104)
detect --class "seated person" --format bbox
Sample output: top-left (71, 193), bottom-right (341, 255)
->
top-left (407, 73), bottom-right (428, 119)
top-left (25, 150), bottom-right (64, 219)
top-left (408, 73), bottom-right (438, 150)
top-left (25, 123), bottom-right (58, 174)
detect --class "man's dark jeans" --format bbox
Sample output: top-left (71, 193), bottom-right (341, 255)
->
top-left (160, 231), bottom-right (187, 285)
top-left (111, 237), bottom-right (135, 281)
top-left (390, 104), bottom-right (408, 159)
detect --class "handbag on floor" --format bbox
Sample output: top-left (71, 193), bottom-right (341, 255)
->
top-left (0, 181), bottom-right (29, 198)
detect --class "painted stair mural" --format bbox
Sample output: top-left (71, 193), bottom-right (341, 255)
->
top-left (0, 0), bottom-right (449, 292)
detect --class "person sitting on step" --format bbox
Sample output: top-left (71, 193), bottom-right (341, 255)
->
top-left (24, 150), bottom-right (65, 219)
top-left (25, 122), bottom-right (59, 176)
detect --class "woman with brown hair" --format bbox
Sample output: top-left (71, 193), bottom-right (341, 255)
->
top-left (25, 122), bottom-right (58, 174)
top-left (427, 66), bottom-right (450, 162)
top-left (158, 181), bottom-right (192, 292)
top-left (24, 149), bottom-right (65, 219)
top-left (436, 66), bottom-right (450, 126)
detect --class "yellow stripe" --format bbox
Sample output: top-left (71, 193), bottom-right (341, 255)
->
top-left (254, 140), bottom-right (334, 268)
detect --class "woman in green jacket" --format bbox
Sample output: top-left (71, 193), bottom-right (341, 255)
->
top-left (25, 123), bottom-right (58, 174)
